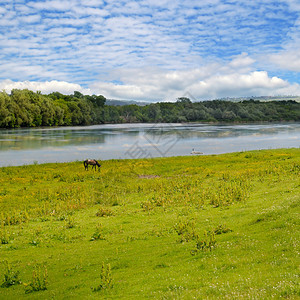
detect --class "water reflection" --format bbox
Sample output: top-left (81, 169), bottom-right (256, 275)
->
top-left (0, 128), bottom-right (107, 151)
top-left (0, 123), bottom-right (299, 167)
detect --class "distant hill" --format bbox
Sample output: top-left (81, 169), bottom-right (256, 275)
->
top-left (105, 96), bottom-right (300, 105)
top-left (214, 96), bottom-right (300, 102)
top-left (106, 99), bottom-right (150, 106)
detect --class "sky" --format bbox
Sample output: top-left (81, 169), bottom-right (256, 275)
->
top-left (0, 0), bottom-right (300, 102)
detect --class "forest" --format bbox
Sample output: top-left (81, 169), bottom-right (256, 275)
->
top-left (0, 89), bottom-right (299, 128)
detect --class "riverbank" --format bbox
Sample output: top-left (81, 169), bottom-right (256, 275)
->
top-left (0, 149), bottom-right (299, 298)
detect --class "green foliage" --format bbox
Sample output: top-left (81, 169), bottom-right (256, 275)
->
top-left (0, 89), bottom-right (299, 128)
top-left (1, 261), bottom-right (21, 288)
top-left (0, 89), bottom-right (107, 128)
top-left (24, 264), bottom-right (48, 293)
top-left (140, 195), bottom-right (170, 211)
top-left (64, 216), bottom-right (76, 229)
top-left (174, 218), bottom-right (198, 242)
top-left (213, 224), bottom-right (232, 235)
top-left (0, 228), bottom-right (9, 244)
top-left (92, 262), bottom-right (113, 292)
top-left (208, 177), bottom-right (250, 207)
top-left (90, 224), bottom-right (105, 241)
top-left (191, 230), bottom-right (216, 254)
top-left (96, 207), bottom-right (114, 217)
top-left (0, 210), bottom-right (29, 226)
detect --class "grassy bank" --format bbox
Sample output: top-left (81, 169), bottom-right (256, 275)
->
top-left (0, 149), bottom-right (299, 299)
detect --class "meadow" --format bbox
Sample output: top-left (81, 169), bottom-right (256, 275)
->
top-left (0, 148), bottom-right (299, 299)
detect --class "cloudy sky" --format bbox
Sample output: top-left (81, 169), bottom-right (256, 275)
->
top-left (1, 0), bottom-right (300, 101)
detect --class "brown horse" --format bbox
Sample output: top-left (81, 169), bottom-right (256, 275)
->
top-left (84, 159), bottom-right (101, 171)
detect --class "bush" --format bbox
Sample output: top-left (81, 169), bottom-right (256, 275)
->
top-left (96, 207), bottom-right (114, 217)
top-left (92, 262), bottom-right (113, 291)
top-left (90, 224), bottom-right (105, 241)
top-left (24, 264), bottom-right (48, 293)
top-left (1, 261), bottom-right (21, 288)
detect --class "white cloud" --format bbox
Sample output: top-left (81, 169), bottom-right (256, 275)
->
top-left (90, 57), bottom-right (300, 101)
top-left (19, 14), bottom-right (41, 23)
top-left (229, 53), bottom-right (255, 69)
top-left (269, 51), bottom-right (300, 72)
top-left (188, 71), bottom-right (290, 100)
top-left (0, 79), bottom-right (92, 95)
top-left (27, 0), bottom-right (73, 11)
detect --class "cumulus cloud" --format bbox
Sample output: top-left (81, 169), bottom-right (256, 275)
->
top-left (187, 71), bottom-right (290, 100)
top-left (0, 79), bottom-right (92, 95)
top-left (90, 57), bottom-right (300, 101)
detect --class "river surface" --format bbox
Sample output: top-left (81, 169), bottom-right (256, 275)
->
top-left (0, 123), bottom-right (299, 167)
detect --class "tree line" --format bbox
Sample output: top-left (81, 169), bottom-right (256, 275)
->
top-left (0, 90), bottom-right (299, 128)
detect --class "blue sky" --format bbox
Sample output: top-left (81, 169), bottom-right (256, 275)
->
top-left (1, 0), bottom-right (300, 101)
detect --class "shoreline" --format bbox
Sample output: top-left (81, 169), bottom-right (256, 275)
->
top-left (1, 147), bottom-right (299, 168)
top-left (1, 120), bottom-right (299, 131)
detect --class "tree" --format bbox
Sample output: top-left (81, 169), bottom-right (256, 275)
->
top-left (146, 104), bottom-right (162, 121)
top-left (0, 91), bottom-right (12, 127)
top-left (73, 91), bottom-right (84, 99)
top-left (87, 95), bottom-right (106, 107)
top-left (177, 97), bottom-right (192, 104)
top-left (222, 110), bottom-right (237, 121)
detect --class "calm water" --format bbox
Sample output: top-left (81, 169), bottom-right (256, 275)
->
top-left (0, 123), bottom-right (299, 167)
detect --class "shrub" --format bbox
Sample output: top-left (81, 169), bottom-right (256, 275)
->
top-left (92, 262), bottom-right (113, 292)
top-left (96, 207), bottom-right (114, 217)
top-left (191, 231), bottom-right (216, 255)
top-left (90, 224), bottom-right (105, 241)
top-left (0, 229), bottom-right (9, 244)
top-left (64, 216), bottom-right (75, 229)
top-left (209, 177), bottom-right (250, 207)
top-left (1, 261), bottom-right (21, 288)
top-left (24, 264), bottom-right (48, 293)
top-left (213, 224), bottom-right (232, 235)
top-left (0, 211), bottom-right (29, 226)
top-left (141, 200), bottom-right (155, 211)
top-left (174, 219), bottom-right (198, 243)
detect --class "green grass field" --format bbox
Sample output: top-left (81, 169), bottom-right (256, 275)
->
top-left (0, 149), bottom-right (299, 299)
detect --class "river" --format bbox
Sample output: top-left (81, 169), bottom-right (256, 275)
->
top-left (0, 123), bottom-right (299, 167)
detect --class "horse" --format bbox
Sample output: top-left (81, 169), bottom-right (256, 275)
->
top-left (83, 159), bottom-right (101, 171)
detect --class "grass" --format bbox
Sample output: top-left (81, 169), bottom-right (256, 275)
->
top-left (0, 148), bottom-right (299, 299)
